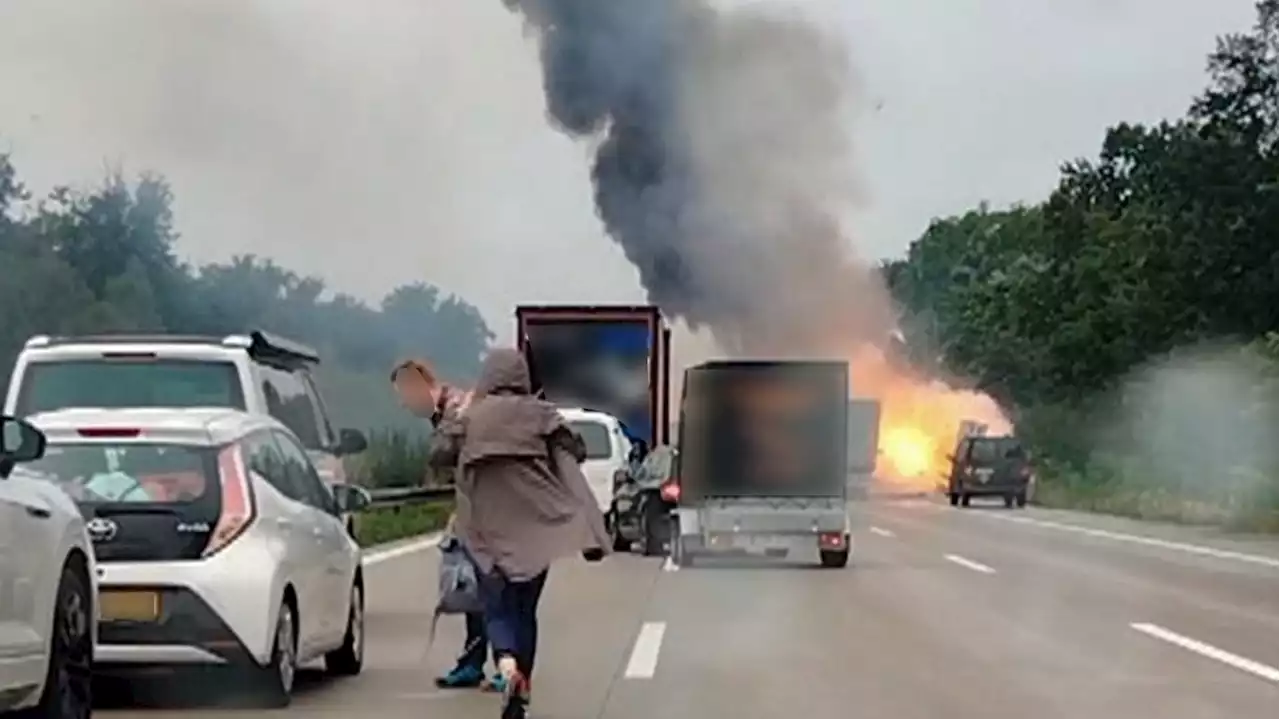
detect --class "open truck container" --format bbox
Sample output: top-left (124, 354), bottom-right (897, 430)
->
top-left (515, 305), bottom-right (671, 447)
top-left (673, 360), bottom-right (869, 568)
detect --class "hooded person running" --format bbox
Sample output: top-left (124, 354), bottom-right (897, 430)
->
top-left (429, 347), bottom-right (610, 719)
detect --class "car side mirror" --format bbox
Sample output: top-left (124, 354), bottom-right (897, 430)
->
top-left (335, 428), bottom-right (368, 456)
top-left (331, 483), bottom-right (372, 513)
top-left (0, 415), bottom-right (46, 480)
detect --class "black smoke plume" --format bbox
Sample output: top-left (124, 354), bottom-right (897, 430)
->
top-left (502, 0), bottom-right (896, 356)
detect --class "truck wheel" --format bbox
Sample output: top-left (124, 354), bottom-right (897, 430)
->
top-left (1003, 494), bottom-right (1015, 509)
top-left (948, 493), bottom-right (959, 507)
top-left (1015, 493), bottom-right (1028, 508)
top-left (960, 494), bottom-right (971, 508)
top-left (820, 549), bottom-right (850, 568)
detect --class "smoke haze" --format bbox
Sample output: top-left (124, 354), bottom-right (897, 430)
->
top-left (505, 0), bottom-right (896, 355)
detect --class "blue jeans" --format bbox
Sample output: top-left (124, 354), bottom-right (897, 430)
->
top-left (479, 569), bottom-right (549, 677)
top-left (456, 611), bottom-right (490, 670)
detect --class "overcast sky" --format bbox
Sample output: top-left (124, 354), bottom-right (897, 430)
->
top-left (0, 0), bottom-right (1257, 343)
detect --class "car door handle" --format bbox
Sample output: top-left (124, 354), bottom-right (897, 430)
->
top-left (23, 505), bottom-right (51, 519)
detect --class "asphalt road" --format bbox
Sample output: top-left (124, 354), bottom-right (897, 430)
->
top-left (101, 496), bottom-right (1277, 718)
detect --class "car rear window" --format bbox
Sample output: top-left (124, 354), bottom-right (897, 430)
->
top-left (968, 438), bottom-right (1025, 464)
top-left (15, 442), bottom-right (220, 504)
top-left (568, 420), bottom-right (612, 460)
top-left (16, 359), bottom-right (245, 415)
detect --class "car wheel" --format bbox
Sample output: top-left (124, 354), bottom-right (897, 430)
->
top-left (252, 599), bottom-right (297, 707)
top-left (325, 582), bottom-right (365, 676)
top-left (24, 561), bottom-right (93, 719)
top-left (640, 501), bottom-right (668, 557)
top-left (611, 514), bottom-right (632, 552)
top-left (1003, 494), bottom-right (1015, 509)
top-left (948, 493), bottom-right (959, 507)
top-left (960, 494), bottom-right (971, 508)
top-left (1015, 493), bottom-right (1028, 508)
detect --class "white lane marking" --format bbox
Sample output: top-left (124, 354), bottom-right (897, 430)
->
top-left (869, 526), bottom-right (895, 538)
top-left (623, 621), bottom-right (667, 679)
top-left (364, 534), bottom-right (442, 566)
top-left (975, 513), bottom-right (1278, 567)
top-left (1130, 622), bottom-right (1280, 683)
top-left (944, 553), bottom-right (996, 574)
top-left (661, 555), bottom-right (679, 572)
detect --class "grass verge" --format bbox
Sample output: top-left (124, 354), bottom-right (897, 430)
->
top-left (353, 500), bottom-right (453, 547)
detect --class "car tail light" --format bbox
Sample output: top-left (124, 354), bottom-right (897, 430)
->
top-left (203, 444), bottom-right (256, 557)
top-left (659, 479), bottom-right (681, 503)
top-left (77, 427), bottom-right (141, 438)
top-left (818, 531), bottom-right (846, 549)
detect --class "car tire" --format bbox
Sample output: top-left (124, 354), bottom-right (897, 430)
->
top-left (251, 599), bottom-right (298, 708)
top-left (1003, 494), bottom-right (1015, 509)
top-left (820, 548), bottom-right (850, 568)
top-left (948, 493), bottom-right (959, 507)
top-left (960, 494), bottom-right (971, 508)
top-left (22, 560), bottom-right (93, 719)
top-left (1015, 493), bottom-right (1028, 508)
top-left (325, 582), bottom-right (365, 676)
top-left (640, 500), bottom-right (668, 557)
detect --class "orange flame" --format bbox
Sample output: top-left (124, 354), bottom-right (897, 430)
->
top-left (845, 343), bottom-right (1011, 491)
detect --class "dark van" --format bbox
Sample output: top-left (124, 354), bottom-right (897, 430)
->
top-left (946, 435), bottom-right (1033, 508)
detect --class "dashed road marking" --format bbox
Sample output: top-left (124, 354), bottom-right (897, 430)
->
top-left (1130, 622), bottom-right (1280, 683)
top-left (944, 553), bottom-right (996, 574)
top-left (624, 622), bottom-right (667, 679)
top-left (662, 555), bottom-right (679, 572)
top-left (869, 526), bottom-right (895, 538)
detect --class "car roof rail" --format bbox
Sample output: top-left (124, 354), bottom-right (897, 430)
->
top-left (238, 330), bottom-right (321, 366)
top-left (22, 331), bottom-right (320, 366)
top-left (27, 333), bottom-right (227, 347)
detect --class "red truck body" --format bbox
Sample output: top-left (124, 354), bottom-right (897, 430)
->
top-left (516, 304), bottom-right (671, 447)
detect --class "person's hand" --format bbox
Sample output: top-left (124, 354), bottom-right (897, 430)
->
top-left (582, 547), bottom-right (605, 563)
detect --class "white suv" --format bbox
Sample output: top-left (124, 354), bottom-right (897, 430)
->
top-left (0, 415), bottom-right (97, 719)
top-left (3, 331), bottom-right (369, 486)
top-left (21, 407), bottom-right (371, 707)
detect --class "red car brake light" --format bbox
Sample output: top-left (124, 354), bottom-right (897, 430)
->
top-left (77, 427), bottom-right (142, 438)
top-left (659, 479), bottom-right (681, 503)
top-left (203, 444), bottom-right (256, 557)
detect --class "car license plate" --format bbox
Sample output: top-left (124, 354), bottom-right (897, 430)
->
top-left (100, 590), bottom-right (160, 622)
top-left (975, 469), bottom-right (994, 483)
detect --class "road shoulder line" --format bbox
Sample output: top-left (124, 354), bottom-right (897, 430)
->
top-left (972, 512), bottom-right (1278, 567)
top-left (364, 533), bottom-right (443, 565)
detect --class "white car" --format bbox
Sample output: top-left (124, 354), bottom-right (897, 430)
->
top-left (20, 407), bottom-right (372, 708)
top-left (559, 407), bottom-right (633, 513)
top-left (0, 414), bottom-right (97, 719)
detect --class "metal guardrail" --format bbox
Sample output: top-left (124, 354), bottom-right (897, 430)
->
top-left (365, 485), bottom-right (454, 509)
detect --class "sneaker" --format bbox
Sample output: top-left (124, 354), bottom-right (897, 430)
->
top-left (435, 664), bottom-right (485, 689)
top-left (483, 673), bottom-right (507, 693)
top-left (499, 670), bottom-right (530, 719)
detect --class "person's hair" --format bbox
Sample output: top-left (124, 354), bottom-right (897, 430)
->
top-left (389, 358), bottom-right (436, 385)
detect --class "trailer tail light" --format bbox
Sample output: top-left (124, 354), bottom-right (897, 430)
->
top-left (204, 444), bottom-right (256, 557)
top-left (659, 479), bottom-right (681, 503)
top-left (818, 532), bottom-right (847, 550)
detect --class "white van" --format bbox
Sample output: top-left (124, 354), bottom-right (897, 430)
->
top-left (558, 407), bottom-right (632, 513)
